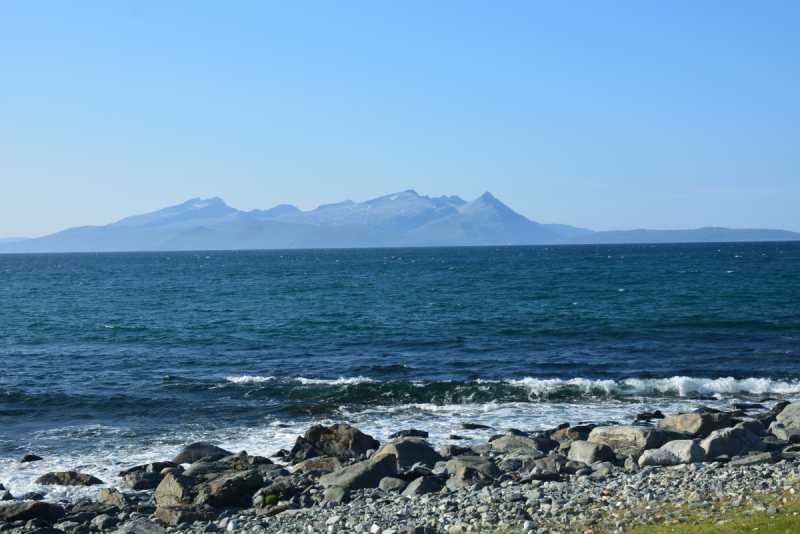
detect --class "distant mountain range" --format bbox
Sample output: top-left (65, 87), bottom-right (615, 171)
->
top-left (0, 191), bottom-right (797, 252)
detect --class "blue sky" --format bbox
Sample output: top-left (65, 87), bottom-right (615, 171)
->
top-left (1, 1), bottom-right (798, 237)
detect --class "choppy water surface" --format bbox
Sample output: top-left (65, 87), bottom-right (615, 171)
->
top-left (0, 243), bottom-right (798, 499)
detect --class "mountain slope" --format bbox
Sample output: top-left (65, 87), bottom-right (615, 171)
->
top-left (405, 192), bottom-right (560, 245)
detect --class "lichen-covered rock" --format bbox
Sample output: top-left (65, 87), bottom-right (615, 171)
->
top-left (35, 472), bottom-right (103, 487)
top-left (700, 427), bottom-right (767, 460)
top-left (318, 452), bottom-right (397, 490)
top-left (376, 438), bottom-right (443, 470)
top-left (587, 425), bottom-right (684, 456)
top-left (658, 413), bottom-right (731, 438)
top-left (287, 424), bottom-right (380, 464)
top-left (252, 475), bottom-right (313, 508)
top-left (172, 443), bottom-right (232, 465)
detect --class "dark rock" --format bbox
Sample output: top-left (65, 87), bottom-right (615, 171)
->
top-left (116, 466), bottom-right (147, 478)
top-left (90, 515), bottom-right (118, 530)
top-left (35, 472), bottom-right (103, 487)
top-left (378, 477), bottom-right (407, 492)
top-left (448, 435), bottom-right (466, 440)
top-left (70, 502), bottom-right (119, 516)
top-left (506, 429), bottom-right (529, 437)
top-left (19, 493), bottom-right (45, 501)
top-left (387, 430), bottom-right (429, 439)
top-left (193, 470), bottom-right (262, 508)
top-left (18, 455), bottom-right (43, 464)
top-left (121, 472), bottom-right (162, 491)
top-left (401, 477), bottom-right (441, 496)
top-left (154, 505), bottom-right (219, 526)
top-left (287, 424), bottom-right (380, 464)
top-left (470, 444), bottom-right (492, 454)
top-left (318, 453), bottom-right (397, 490)
top-left (182, 460), bottom-right (231, 478)
top-left (322, 486), bottom-right (350, 504)
top-left (455, 423), bottom-right (490, 430)
top-left (439, 445), bottom-right (470, 457)
top-left (728, 452), bottom-right (781, 468)
top-left (171, 443), bottom-right (232, 465)
top-left (0, 492), bottom-right (13, 502)
top-left (552, 428), bottom-right (589, 442)
top-left (273, 449), bottom-right (289, 458)
top-left (733, 403), bottom-right (765, 411)
top-left (0, 502), bottom-right (65, 522)
top-left (658, 413), bottom-right (731, 438)
top-left (376, 438), bottom-right (443, 470)
top-left (634, 410), bottom-right (665, 422)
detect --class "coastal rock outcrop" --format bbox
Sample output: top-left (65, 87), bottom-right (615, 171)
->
top-left (154, 505), bottom-right (219, 526)
top-left (0, 502), bottom-right (65, 522)
top-left (375, 438), bottom-right (443, 470)
top-left (287, 424), bottom-right (380, 464)
top-left (566, 440), bottom-right (615, 464)
top-left (121, 472), bottom-right (162, 490)
top-left (445, 456), bottom-right (500, 479)
top-left (658, 439), bottom-right (707, 463)
top-left (775, 402), bottom-right (800, 428)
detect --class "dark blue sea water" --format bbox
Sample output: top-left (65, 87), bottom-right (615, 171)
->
top-left (1, 243), bottom-right (799, 498)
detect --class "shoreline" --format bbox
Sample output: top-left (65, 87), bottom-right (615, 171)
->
top-left (3, 401), bottom-right (800, 534)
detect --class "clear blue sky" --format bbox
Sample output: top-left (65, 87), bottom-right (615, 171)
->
top-left (2, 1), bottom-right (798, 237)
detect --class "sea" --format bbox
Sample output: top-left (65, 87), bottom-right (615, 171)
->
top-left (1, 242), bottom-right (799, 501)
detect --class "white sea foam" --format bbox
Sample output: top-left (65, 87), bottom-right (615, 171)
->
top-left (295, 376), bottom-right (376, 385)
top-left (224, 375), bottom-right (276, 383)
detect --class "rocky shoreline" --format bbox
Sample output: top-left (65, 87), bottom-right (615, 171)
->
top-left (3, 401), bottom-right (800, 534)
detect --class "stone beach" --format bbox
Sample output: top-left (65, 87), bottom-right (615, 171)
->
top-left (3, 402), bottom-right (800, 534)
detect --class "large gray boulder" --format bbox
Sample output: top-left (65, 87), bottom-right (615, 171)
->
top-left (490, 435), bottom-right (558, 454)
top-left (700, 427), bottom-right (767, 460)
top-left (0, 502), bottom-right (65, 522)
top-left (567, 441), bottom-right (615, 465)
top-left (446, 467), bottom-right (493, 491)
top-left (172, 443), bottom-right (232, 465)
top-left (657, 413), bottom-right (731, 438)
top-left (770, 424), bottom-right (800, 443)
top-left (776, 403), bottom-right (800, 429)
top-left (638, 450), bottom-right (682, 468)
top-left (445, 456), bottom-right (500, 479)
top-left (401, 477), bottom-right (441, 497)
top-left (113, 518), bottom-right (166, 534)
top-left (287, 424), bottom-right (380, 464)
top-left (290, 457), bottom-right (342, 474)
top-left (378, 477), bottom-right (407, 492)
top-left (587, 425), bottom-right (684, 456)
top-left (318, 452), bottom-right (397, 490)
top-left (376, 438), bottom-right (443, 470)
top-left (659, 440), bottom-right (706, 463)
top-left (96, 488), bottom-right (132, 508)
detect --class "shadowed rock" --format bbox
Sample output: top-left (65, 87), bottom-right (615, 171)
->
top-left (376, 438), bottom-right (443, 470)
top-left (154, 505), bottom-right (219, 526)
top-left (113, 517), bottom-right (166, 534)
top-left (701, 427), bottom-right (767, 460)
top-left (0, 502), bottom-right (65, 522)
top-left (445, 457), bottom-right (500, 479)
top-left (287, 424), bottom-right (380, 464)
top-left (567, 441), bottom-right (615, 464)
top-left (318, 453), bottom-right (397, 490)
top-left (172, 443), bottom-right (232, 465)
top-left (121, 472), bottom-right (162, 490)
top-left (35, 472), bottom-right (103, 487)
